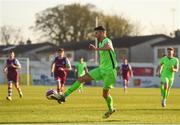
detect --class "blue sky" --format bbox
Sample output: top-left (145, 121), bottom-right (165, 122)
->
top-left (0, 0), bottom-right (179, 41)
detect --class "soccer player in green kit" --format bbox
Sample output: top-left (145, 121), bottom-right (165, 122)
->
top-left (156, 47), bottom-right (179, 107)
top-left (75, 57), bottom-right (88, 93)
top-left (52, 26), bottom-right (117, 118)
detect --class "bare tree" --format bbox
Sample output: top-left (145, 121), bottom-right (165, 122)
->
top-left (100, 15), bottom-right (134, 38)
top-left (0, 25), bottom-right (22, 45)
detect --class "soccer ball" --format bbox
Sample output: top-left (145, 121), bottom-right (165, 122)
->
top-left (46, 89), bottom-right (57, 100)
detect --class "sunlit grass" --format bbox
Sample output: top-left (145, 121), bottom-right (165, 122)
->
top-left (0, 85), bottom-right (180, 124)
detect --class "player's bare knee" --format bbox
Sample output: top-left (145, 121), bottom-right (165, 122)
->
top-left (77, 76), bottom-right (85, 83)
top-left (103, 91), bottom-right (109, 98)
top-left (15, 84), bottom-right (19, 89)
top-left (164, 84), bottom-right (168, 89)
top-left (103, 94), bottom-right (107, 99)
top-left (78, 74), bottom-right (92, 83)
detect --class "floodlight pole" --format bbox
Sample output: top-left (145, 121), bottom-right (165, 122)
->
top-left (95, 16), bottom-right (98, 65)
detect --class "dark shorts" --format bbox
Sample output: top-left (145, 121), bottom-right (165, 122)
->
top-left (54, 70), bottom-right (67, 84)
top-left (122, 74), bottom-right (130, 81)
top-left (7, 72), bottom-right (19, 83)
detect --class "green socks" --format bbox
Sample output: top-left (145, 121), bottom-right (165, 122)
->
top-left (161, 84), bottom-right (168, 101)
top-left (164, 88), bottom-right (168, 100)
top-left (64, 81), bottom-right (81, 97)
top-left (64, 80), bottom-right (114, 111)
top-left (160, 84), bottom-right (164, 97)
top-left (105, 95), bottom-right (113, 111)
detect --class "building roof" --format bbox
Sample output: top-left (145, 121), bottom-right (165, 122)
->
top-left (113, 34), bottom-right (169, 48)
top-left (59, 40), bottom-right (94, 51)
top-left (58, 34), bottom-right (169, 50)
top-left (0, 34), bottom-right (170, 55)
top-left (151, 37), bottom-right (180, 47)
top-left (0, 42), bottom-right (56, 54)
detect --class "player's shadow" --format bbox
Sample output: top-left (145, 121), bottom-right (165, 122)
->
top-left (105, 119), bottom-right (133, 122)
top-left (127, 108), bottom-right (180, 111)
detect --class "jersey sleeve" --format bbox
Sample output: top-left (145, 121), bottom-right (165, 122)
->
top-left (159, 57), bottom-right (165, 65)
top-left (128, 64), bottom-right (132, 70)
top-left (65, 58), bottom-right (71, 69)
top-left (175, 58), bottom-right (179, 68)
top-left (84, 62), bottom-right (87, 68)
top-left (52, 57), bottom-right (56, 64)
top-left (75, 62), bottom-right (78, 67)
top-left (103, 38), bottom-right (109, 45)
top-left (15, 59), bottom-right (21, 67)
top-left (102, 38), bottom-right (112, 48)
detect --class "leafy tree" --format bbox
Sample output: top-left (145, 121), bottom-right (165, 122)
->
top-left (64, 4), bottom-right (98, 42)
top-left (35, 4), bottom-right (97, 45)
top-left (35, 3), bottom-right (136, 45)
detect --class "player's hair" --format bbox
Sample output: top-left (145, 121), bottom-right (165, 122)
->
top-left (9, 50), bottom-right (15, 53)
top-left (58, 48), bottom-right (64, 52)
top-left (94, 26), bottom-right (106, 31)
top-left (123, 57), bottom-right (128, 60)
top-left (167, 47), bottom-right (174, 51)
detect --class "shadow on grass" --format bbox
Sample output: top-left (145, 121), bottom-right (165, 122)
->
top-left (122, 108), bottom-right (180, 111)
top-left (89, 108), bottom-right (180, 112)
top-left (0, 120), bottom-right (133, 124)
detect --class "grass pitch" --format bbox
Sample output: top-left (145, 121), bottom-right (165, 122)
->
top-left (0, 85), bottom-right (180, 124)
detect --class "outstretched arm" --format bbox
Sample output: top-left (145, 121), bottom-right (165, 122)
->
top-left (84, 66), bottom-right (88, 73)
top-left (3, 65), bottom-right (8, 73)
top-left (89, 43), bottom-right (111, 51)
top-left (51, 63), bottom-right (55, 73)
top-left (51, 62), bottom-right (55, 77)
top-left (156, 64), bottom-right (163, 77)
top-left (129, 65), bottom-right (133, 77)
top-left (11, 64), bottom-right (21, 69)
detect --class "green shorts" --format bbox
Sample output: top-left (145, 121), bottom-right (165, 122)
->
top-left (89, 67), bottom-right (117, 90)
top-left (160, 76), bottom-right (174, 88)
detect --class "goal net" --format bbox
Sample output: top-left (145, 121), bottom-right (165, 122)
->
top-left (0, 57), bottom-right (30, 85)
